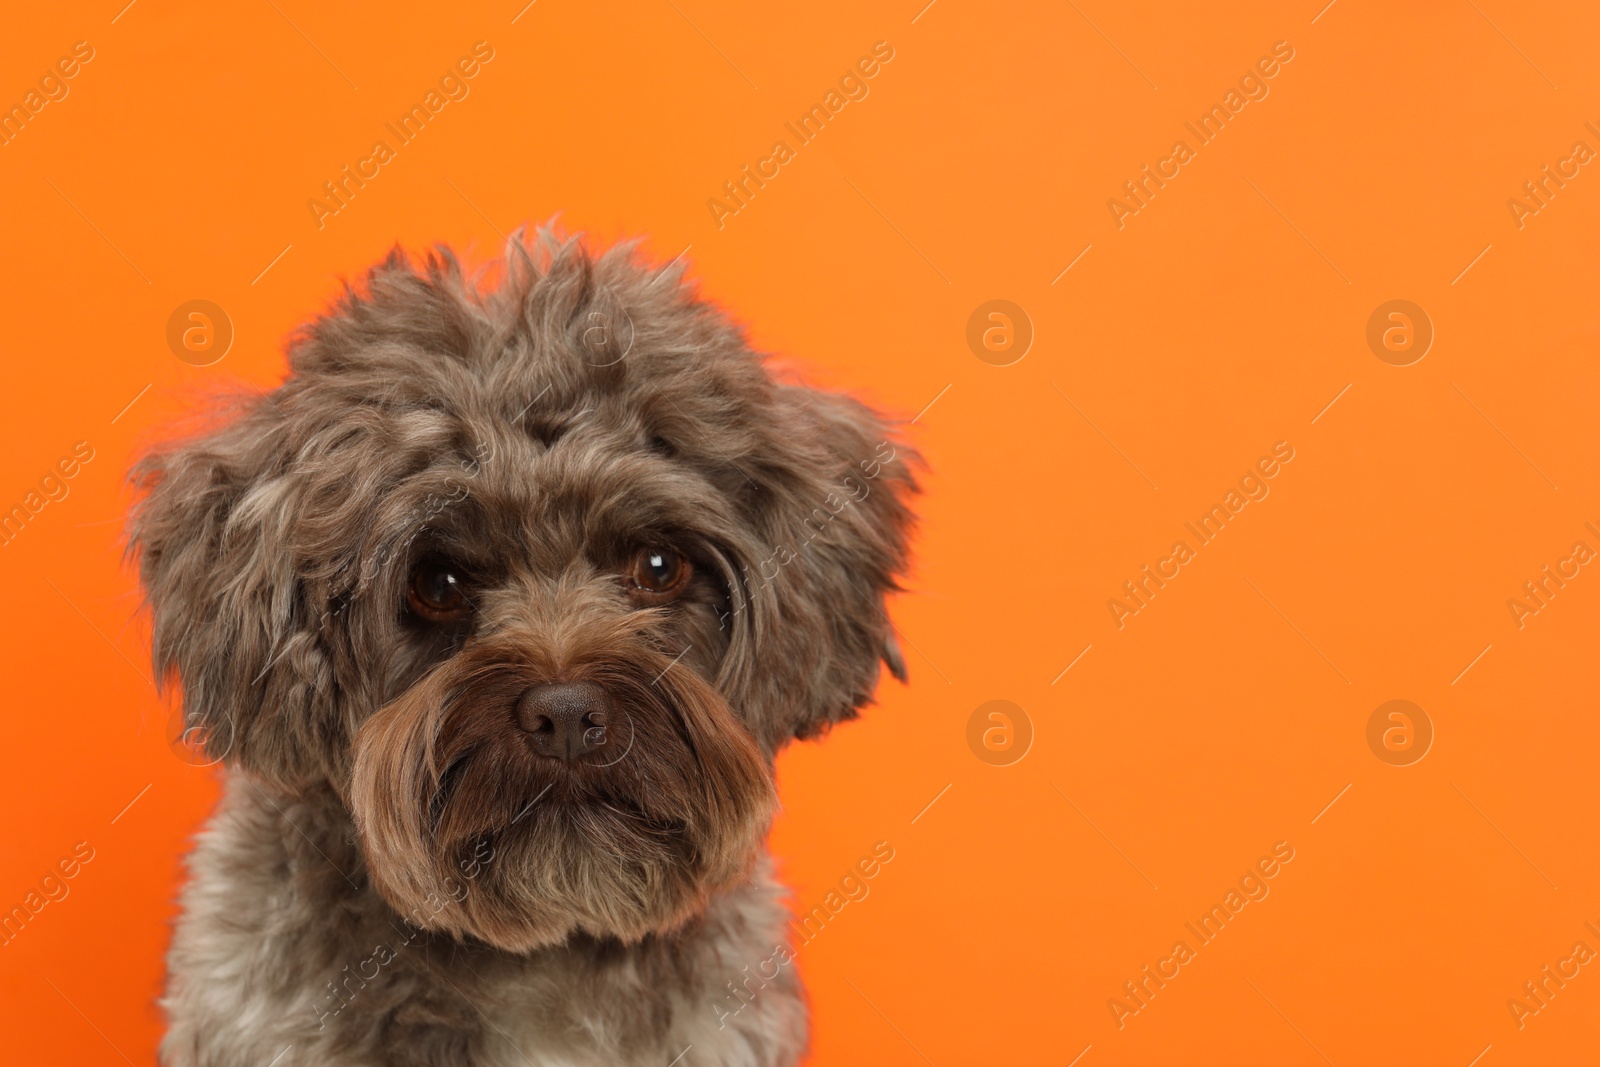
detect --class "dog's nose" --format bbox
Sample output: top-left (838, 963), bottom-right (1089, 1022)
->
top-left (515, 682), bottom-right (612, 761)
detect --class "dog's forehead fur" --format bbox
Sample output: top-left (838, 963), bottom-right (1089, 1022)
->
top-left (287, 234), bottom-right (773, 463)
top-left (276, 241), bottom-right (820, 584)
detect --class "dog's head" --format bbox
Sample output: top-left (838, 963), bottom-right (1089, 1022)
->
top-left (128, 232), bottom-right (916, 952)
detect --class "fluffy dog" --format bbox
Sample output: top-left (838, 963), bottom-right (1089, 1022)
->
top-left (130, 231), bottom-right (916, 1066)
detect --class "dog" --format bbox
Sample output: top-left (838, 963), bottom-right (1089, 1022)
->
top-left (129, 230), bottom-right (917, 1066)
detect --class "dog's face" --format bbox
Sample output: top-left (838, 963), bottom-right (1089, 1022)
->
top-left (129, 235), bottom-right (915, 952)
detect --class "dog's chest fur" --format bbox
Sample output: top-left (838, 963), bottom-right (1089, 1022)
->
top-left (159, 774), bottom-right (806, 1066)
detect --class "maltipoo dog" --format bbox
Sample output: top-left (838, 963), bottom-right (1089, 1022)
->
top-left (130, 230), bottom-right (916, 1066)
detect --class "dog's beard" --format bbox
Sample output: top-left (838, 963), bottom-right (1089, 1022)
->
top-left (348, 628), bottom-right (775, 953)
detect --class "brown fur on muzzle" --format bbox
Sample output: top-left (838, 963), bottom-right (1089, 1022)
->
top-left (349, 624), bottom-right (774, 953)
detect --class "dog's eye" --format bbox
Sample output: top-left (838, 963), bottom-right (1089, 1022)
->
top-left (408, 560), bottom-right (471, 621)
top-left (625, 546), bottom-right (690, 602)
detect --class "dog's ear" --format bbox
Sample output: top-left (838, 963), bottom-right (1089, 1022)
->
top-left (726, 384), bottom-right (918, 744)
top-left (128, 395), bottom-right (340, 788)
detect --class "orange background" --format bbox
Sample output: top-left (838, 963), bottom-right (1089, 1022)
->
top-left (3, 1), bottom-right (1599, 1063)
